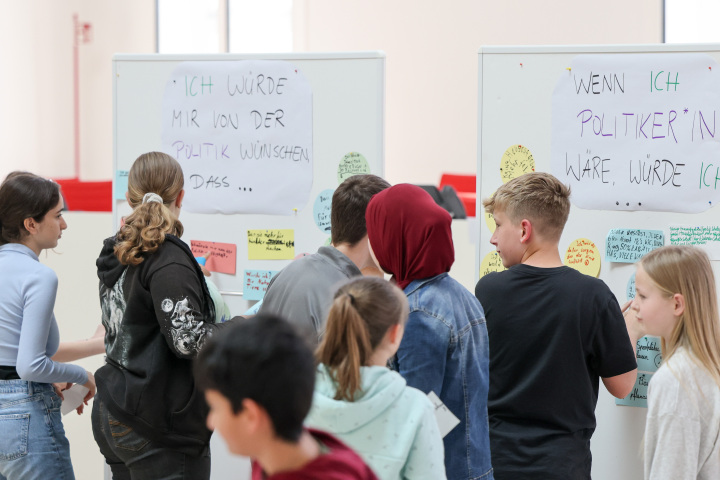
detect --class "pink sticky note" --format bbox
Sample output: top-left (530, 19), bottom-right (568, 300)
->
top-left (190, 240), bottom-right (237, 275)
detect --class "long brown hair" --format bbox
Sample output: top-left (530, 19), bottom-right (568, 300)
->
top-left (316, 277), bottom-right (408, 401)
top-left (639, 245), bottom-right (720, 386)
top-left (114, 152), bottom-right (184, 265)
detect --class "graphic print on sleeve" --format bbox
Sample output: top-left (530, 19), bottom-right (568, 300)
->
top-left (164, 296), bottom-right (208, 356)
top-left (99, 269), bottom-right (130, 365)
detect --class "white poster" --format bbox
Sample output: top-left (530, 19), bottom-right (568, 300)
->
top-left (551, 53), bottom-right (720, 213)
top-left (161, 61), bottom-right (313, 214)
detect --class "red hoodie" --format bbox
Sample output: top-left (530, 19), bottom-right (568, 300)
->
top-left (252, 429), bottom-right (378, 480)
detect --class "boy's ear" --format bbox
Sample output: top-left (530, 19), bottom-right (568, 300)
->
top-left (241, 398), bottom-right (266, 434)
top-left (519, 219), bottom-right (533, 244)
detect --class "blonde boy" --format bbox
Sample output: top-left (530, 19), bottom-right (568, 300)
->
top-left (474, 172), bottom-right (639, 480)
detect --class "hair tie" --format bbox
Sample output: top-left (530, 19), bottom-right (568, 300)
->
top-left (347, 293), bottom-right (356, 306)
top-left (142, 193), bottom-right (164, 205)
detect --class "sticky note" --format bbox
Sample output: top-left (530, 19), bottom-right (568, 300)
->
top-left (479, 251), bottom-right (506, 278)
top-left (427, 391), bottom-right (460, 438)
top-left (563, 238), bottom-right (601, 277)
top-left (243, 270), bottom-right (279, 301)
top-left (626, 272), bottom-right (636, 300)
top-left (615, 372), bottom-right (652, 408)
top-left (636, 335), bottom-right (662, 373)
top-left (247, 229), bottom-right (295, 260)
top-left (115, 170), bottom-right (129, 200)
top-left (313, 189), bottom-right (334, 233)
top-left (190, 240), bottom-right (237, 275)
top-left (337, 152), bottom-right (371, 183)
top-left (605, 229), bottom-right (664, 263)
top-left (669, 225), bottom-right (720, 260)
top-left (500, 145), bottom-right (534, 183)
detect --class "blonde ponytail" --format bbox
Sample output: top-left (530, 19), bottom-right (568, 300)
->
top-left (114, 152), bottom-right (185, 266)
top-left (316, 277), bottom-right (409, 401)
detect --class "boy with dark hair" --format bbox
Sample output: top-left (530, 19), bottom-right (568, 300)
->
top-left (194, 314), bottom-right (378, 480)
top-left (259, 174), bottom-right (390, 344)
top-left (475, 172), bottom-right (640, 479)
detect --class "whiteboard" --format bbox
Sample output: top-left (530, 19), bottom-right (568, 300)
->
top-left (113, 52), bottom-right (385, 316)
top-left (477, 44), bottom-right (720, 480)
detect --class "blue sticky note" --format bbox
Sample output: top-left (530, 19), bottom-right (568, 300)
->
top-left (606, 229), bottom-right (664, 263)
top-left (313, 189), bottom-right (334, 233)
top-left (615, 372), bottom-right (652, 408)
top-left (243, 270), bottom-right (279, 301)
top-left (626, 272), bottom-right (636, 300)
top-left (115, 170), bottom-right (129, 200)
top-left (636, 335), bottom-right (662, 373)
top-left (244, 299), bottom-right (263, 316)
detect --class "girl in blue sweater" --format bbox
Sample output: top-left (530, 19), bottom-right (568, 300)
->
top-left (0, 172), bottom-right (96, 480)
top-left (306, 276), bottom-right (446, 480)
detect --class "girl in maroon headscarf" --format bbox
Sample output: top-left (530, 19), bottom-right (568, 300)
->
top-left (365, 184), bottom-right (493, 480)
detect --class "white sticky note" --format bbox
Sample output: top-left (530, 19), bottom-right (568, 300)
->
top-left (427, 391), bottom-right (460, 438)
top-left (61, 384), bottom-right (89, 415)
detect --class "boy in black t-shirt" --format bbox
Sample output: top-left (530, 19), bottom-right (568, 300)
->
top-left (475, 172), bottom-right (641, 480)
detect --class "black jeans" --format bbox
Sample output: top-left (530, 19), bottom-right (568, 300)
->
top-left (91, 392), bottom-right (210, 480)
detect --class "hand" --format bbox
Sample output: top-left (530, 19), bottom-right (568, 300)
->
top-left (53, 382), bottom-right (72, 400)
top-left (77, 371), bottom-right (97, 415)
top-left (200, 265), bottom-right (211, 277)
top-left (622, 300), bottom-right (646, 343)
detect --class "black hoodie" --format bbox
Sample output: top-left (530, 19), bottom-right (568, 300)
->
top-left (96, 234), bottom-right (232, 455)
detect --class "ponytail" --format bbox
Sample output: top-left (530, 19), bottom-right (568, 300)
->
top-left (113, 152), bottom-right (185, 266)
top-left (316, 276), bottom-right (409, 401)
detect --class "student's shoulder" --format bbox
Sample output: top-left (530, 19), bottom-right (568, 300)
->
top-left (308, 429), bottom-right (378, 479)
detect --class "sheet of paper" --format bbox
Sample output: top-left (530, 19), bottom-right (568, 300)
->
top-left (161, 60), bottom-right (313, 215)
top-left (243, 269), bottom-right (279, 301)
top-left (190, 240), bottom-right (237, 275)
top-left (563, 238), bottom-right (601, 277)
top-left (427, 391), bottom-right (460, 438)
top-left (551, 53), bottom-right (720, 213)
top-left (615, 372), bottom-right (652, 408)
top-left (636, 335), bottom-right (662, 373)
top-left (61, 384), bottom-right (89, 415)
top-left (115, 170), bottom-right (129, 200)
top-left (669, 225), bottom-right (720, 260)
top-left (313, 189), bottom-right (334, 233)
top-left (605, 229), bottom-right (664, 263)
top-left (247, 229), bottom-right (295, 260)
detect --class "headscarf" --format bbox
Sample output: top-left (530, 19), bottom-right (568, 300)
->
top-left (365, 184), bottom-right (454, 289)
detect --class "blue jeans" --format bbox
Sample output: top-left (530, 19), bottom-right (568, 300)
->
top-left (92, 393), bottom-right (211, 480)
top-left (0, 380), bottom-right (75, 480)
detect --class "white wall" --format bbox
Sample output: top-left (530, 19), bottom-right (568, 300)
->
top-left (294, 0), bottom-right (663, 185)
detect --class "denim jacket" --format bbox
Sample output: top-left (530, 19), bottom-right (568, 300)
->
top-left (390, 273), bottom-right (493, 480)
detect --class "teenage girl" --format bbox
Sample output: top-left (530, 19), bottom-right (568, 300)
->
top-left (0, 172), bottom-right (96, 480)
top-left (630, 245), bottom-right (720, 479)
top-left (92, 152), bottom-right (235, 480)
top-left (305, 276), bottom-right (446, 480)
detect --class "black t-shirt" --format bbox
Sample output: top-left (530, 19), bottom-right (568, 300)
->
top-left (475, 264), bottom-right (636, 480)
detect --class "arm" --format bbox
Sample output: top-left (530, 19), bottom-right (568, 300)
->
top-left (395, 310), bottom-right (450, 396)
top-left (52, 324), bottom-right (106, 362)
top-left (402, 398), bottom-right (447, 480)
top-left (149, 263), bottom-right (233, 359)
top-left (16, 271), bottom-right (88, 385)
top-left (597, 299), bottom-right (641, 399)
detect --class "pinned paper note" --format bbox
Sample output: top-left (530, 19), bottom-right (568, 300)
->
top-left (115, 170), bottom-right (129, 200)
top-left (605, 229), bottom-right (664, 263)
top-left (484, 211), bottom-right (496, 233)
top-left (616, 372), bottom-right (652, 408)
top-left (626, 272), bottom-right (636, 300)
top-left (243, 270), bottom-right (279, 301)
top-left (61, 384), bottom-right (90, 415)
top-left (248, 229), bottom-right (295, 260)
top-left (427, 391), bottom-right (460, 438)
top-left (337, 152), bottom-right (371, 183)
top-left (190, 240), bottom-right (237, 274)
top-left (313, 189), bottom-right (334, 233)
top-left (670, 225), bottom-right (720, 260)
top-left (564, 238), bottom-right (601, 277)
top-left (500, 145), bottom-right (535, 183)
top-left (480, 251), bottom-right (506, 278)
top-left (636, 335), bottom-right (662, 373)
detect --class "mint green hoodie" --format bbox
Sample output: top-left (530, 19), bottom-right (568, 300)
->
top-left (306, 364), bottom-right (446, 480)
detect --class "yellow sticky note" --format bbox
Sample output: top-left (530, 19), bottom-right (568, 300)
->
top-left (248, 229), bottom-right (295, 260)
top-left (564, 238), bottom-right (601, 277)
top-left (480, 251), bottom-right (506, 278)
top-left (500, 144), bottom-right (535, 183)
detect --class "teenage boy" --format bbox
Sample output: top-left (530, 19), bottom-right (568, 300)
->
top-left (474, 172), bottom-right (640, 480)
top-left (259, 174), bottom-right (390, 344)
top-left (194, 314), bottom-right (378, 480)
